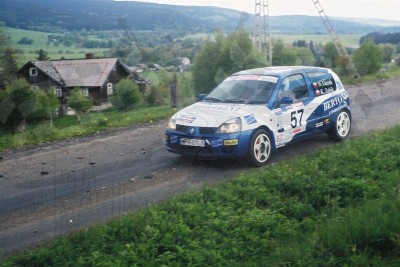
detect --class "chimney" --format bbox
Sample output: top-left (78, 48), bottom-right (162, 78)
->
top-left (85, 53), bottom-right (95, 59)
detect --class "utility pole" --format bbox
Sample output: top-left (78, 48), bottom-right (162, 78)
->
top-left (312, 0), bottom-right (356, 73)
top-left (312, 0), bottom-right (348, 57)
top-left (254, 0), bottom-right (272, 66)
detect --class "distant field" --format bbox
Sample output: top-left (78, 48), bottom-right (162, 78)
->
top-left (6, 27), bottom-right (362, 67)
top-left (274, 34), bottom-right (362, 47)
top-left (6, 27), bottom-right (109, 65)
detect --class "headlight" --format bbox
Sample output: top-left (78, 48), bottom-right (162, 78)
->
top-left (216, 117), bottom-right (242, 134)
top-left (167, 115), bottom-right (177, 130)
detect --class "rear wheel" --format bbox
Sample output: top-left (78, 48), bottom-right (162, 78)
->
top-left (328, 109), bottom-right (351, 141)
top-left (248, 129), bottom-right (272, 167)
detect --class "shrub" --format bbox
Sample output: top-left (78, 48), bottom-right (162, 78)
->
top-left (110, 78), bottom-right (142, 110)
top-left (0, 79), bottom-right (35, 129)
top-left (353, 41), bottom-right (384, 75)
top-left (67, 88), bottom-right (92, 121)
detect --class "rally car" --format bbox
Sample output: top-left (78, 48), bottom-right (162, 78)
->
top-left (165, 66), bottom-right (351, 166)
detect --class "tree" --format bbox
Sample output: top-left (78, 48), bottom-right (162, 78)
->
top-left (35, 49), bottom-right (50, 61)
top-left (293, 47), bottom-right (316, 66)
top-left (192, 35), bottom-right (224, 95)
top-left (0, 28), bottom-right (18, 88)
top-left (17, 37), bottom-right (34, 45)
top-left (352, 41), bottom-right (383, 76)
top-left (322, 42), bottom-right (339, 68)
top-left (67, 88), bottom-right (92, 122)
top-left (272, 39), bottom-right (296, 66)
top-left (192, 30), bottom-right (266, 95)
top-left (109, 78), bottom-right (142, 110)
top-left (0, 79), bottom-right (36, 130)
top-left (28, 89), bottom-right (59, 123)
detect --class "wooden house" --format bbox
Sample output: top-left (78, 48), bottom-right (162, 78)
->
top-left (18, 56), bottom-right (132, 114)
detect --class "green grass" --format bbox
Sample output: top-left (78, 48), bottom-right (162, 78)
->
top-left (0, 105), bottom-right (175, 151)
top-left (1, 125), bottom-right (399, 266)
top-left (275, 34), bottom-right (362, 47)
top-left (342, 65), bottom-right (400, 84)
top-left (6, 27), bottom-right (109, 64)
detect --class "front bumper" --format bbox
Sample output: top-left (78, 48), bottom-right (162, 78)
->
top-left (164, 129), bottom-right (253, 160)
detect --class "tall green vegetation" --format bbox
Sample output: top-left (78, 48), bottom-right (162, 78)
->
top-left (0, 28), bottom-right (19, 88)
top-left (353, 40), bottom-right (384, 75)
top-left (109, 78), bottom-right (142, 110)
top-left (66, 88), bottom-right (92, 122)
top-left (0, 79), bottom-right (58, 130)
top-left (192, 30), bottom-right (266, 95)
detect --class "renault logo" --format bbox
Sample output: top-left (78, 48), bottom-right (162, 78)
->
top-left (189, 128), bottom-right (195, 134)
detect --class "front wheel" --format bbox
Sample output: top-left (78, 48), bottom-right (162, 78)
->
top-left (328, 109), bottom-right (351, 141)
top-left (248, 129), bottom-right (272, 167)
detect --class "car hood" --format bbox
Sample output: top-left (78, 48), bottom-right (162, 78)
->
top-left (174, 102), bottom-right (253, 127)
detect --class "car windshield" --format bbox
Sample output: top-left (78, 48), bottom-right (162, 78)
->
top-left (204, 75), bottom-right (277, 104)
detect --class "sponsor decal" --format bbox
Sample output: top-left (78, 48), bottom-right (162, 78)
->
top-left (313, 78), bottom-right (336, 95)
top-left (316, 118), bottom-right (332, 128)
top-left (195, 104), bottom-right (241, 112)
top-left (323, 92), bottom-right (349, 111)
top-left (244, 114), bottom-right (257, 125)
top-left (230, 75), bottom-right (261, 80)
top-left (273, 108), bottom-right (282, 115)
top-left (292, 127), bottom-right (302, 134)
top-left (291, 126), bottom-right (305, 134)
top-left (224, 139), bottom-right (239, 146)
top-left (177, 114), bottom-right (196, 124)
top-left (336, 81), bottom-right (344, 90)
top-left (211, 140), bottom-right (223, 147)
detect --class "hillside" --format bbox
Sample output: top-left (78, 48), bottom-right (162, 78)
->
top-left (1, 0), bottom-right (400, 34)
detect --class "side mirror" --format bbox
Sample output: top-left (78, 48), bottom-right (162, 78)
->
top-left (279, 96), bottom-right (293, 105)
top-left (197, 94), bottom-right (208, 101)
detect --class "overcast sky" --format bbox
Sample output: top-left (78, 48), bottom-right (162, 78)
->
top-left (117, 0), bottom-right (400, 22)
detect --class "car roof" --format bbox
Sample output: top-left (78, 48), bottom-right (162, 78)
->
top-left (232, 66), bottom-right (331, 79)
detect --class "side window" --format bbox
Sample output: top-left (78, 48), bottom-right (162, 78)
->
top-left (307, 72), bottom-right (337, 96)
top-left (278, 74), bottom-right (309, 103)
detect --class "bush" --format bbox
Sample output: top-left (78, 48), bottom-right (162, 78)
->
top-left (67, 88), bottom-right (92, 121)
top-left (0, 79), bottom-right (35, 129)
top-left (27, 89), bottom-right (59, 123)
top-left (110, 78), bottom-right (142, 110)
top-left (353, 41), bottom-right (384, 75)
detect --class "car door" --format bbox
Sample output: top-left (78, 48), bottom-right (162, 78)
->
top-left (272, 73), bottom-right (313, 145)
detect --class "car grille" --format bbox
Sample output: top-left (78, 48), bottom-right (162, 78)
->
top-left (176, 125), bottom-right (217, 134)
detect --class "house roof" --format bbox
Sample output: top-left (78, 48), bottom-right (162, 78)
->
top-left (31, 58), bottom-right (123, 87)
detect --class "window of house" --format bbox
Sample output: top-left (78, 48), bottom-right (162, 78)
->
top-left (29, 67), bottom-right (38, 76)
top-left (107, 83), bottom-right (113, 95)
top-left (80, 88), bottom-right (89, 97)
top-left (54, 86), bottom-right (62, 97)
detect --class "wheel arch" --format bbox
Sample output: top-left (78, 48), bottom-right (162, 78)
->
top-left (252, 125), bottom-right (277, 151)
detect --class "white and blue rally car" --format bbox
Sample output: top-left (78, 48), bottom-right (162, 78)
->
top-left (165, 66), bottom-right (351, 166)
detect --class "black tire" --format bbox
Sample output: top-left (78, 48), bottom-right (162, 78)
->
top-left (248, 129), bottom-right (272, 167)
top-left (328, 109), bottom-right (351, 141)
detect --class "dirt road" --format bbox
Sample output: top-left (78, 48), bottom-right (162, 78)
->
top-left (0, 77), bottom-right (399, 257)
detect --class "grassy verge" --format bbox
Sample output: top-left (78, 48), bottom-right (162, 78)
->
top-left (0, 105), bottom-right (175, 151)
top-left (342, 65), bottom-right (400, 84)
top-left (1, 125), bottom-right (399, 266)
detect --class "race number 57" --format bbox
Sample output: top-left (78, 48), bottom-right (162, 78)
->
top-left (291, 109), bottom-right (304, 128)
